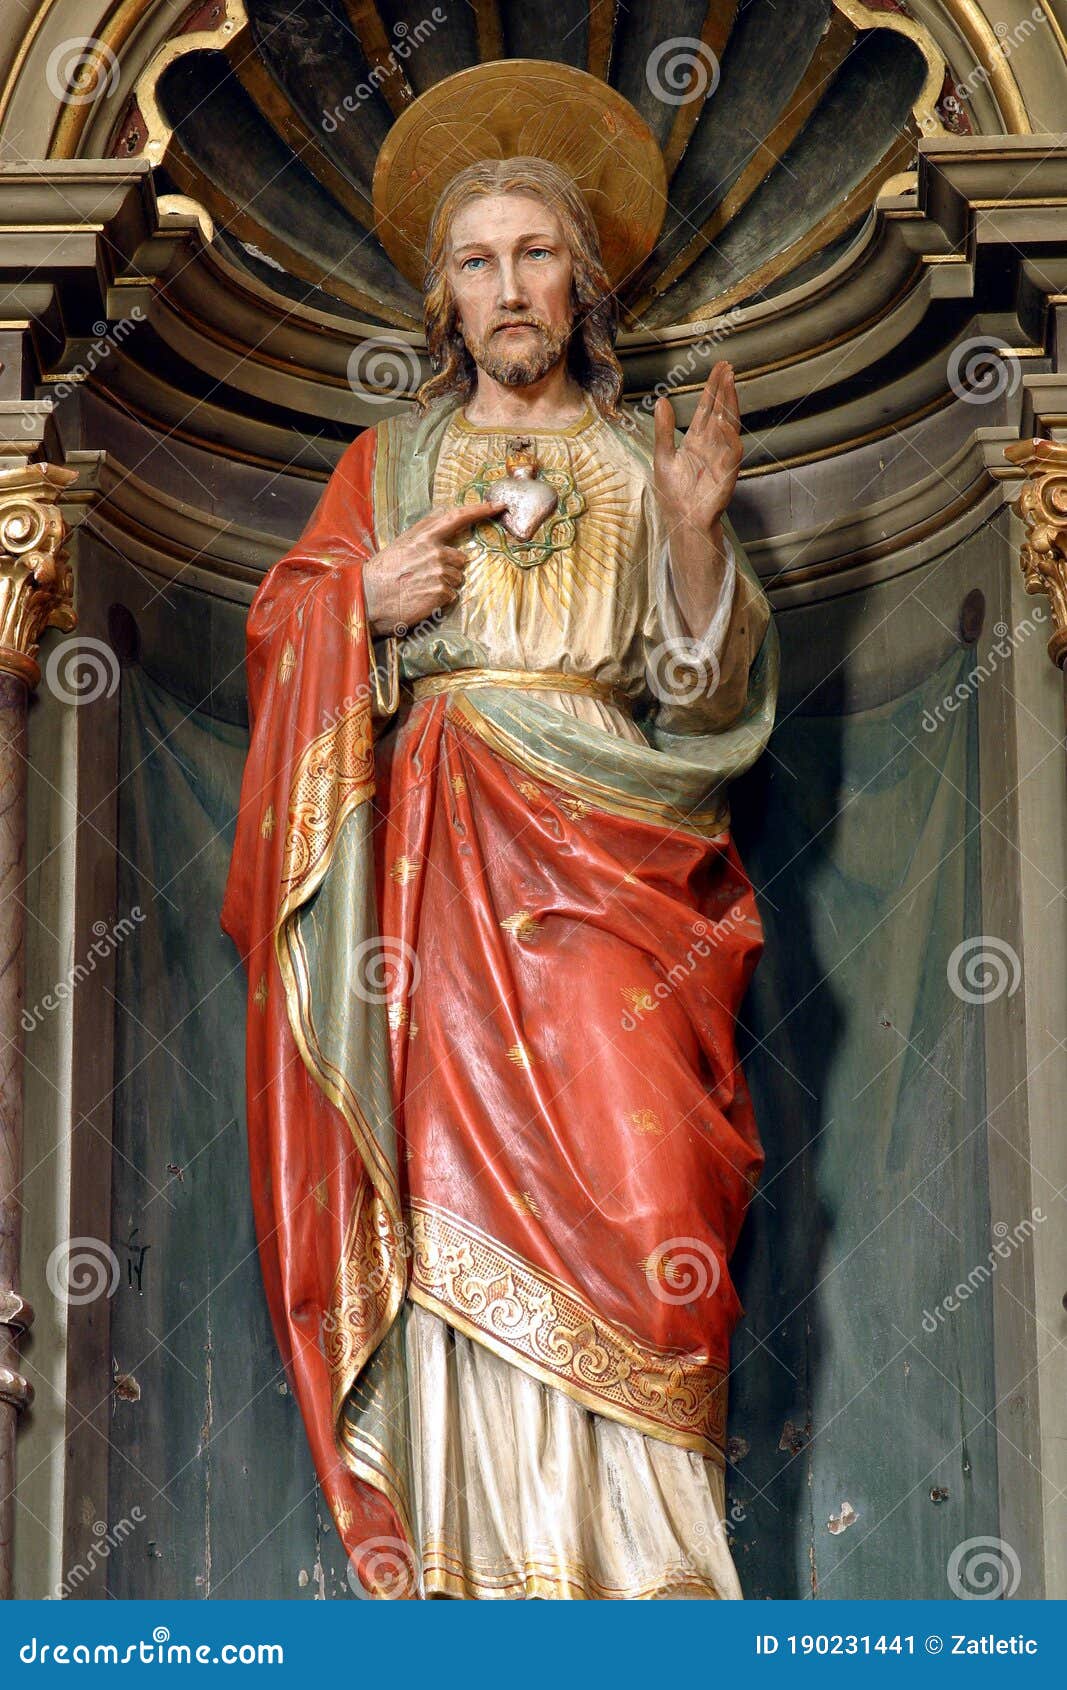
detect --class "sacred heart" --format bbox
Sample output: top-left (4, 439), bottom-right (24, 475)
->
top-left (493, 438), bottom-right (559, 542)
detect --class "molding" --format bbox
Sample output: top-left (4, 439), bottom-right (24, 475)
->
top-left (60, 411), bottom-right (1029, 612)
top-left (936, 0), bottom-right (1032, 131)
top-left (2, 1), bottom-right (1064, 164)
top-left (752, 426), bottom-right (1024, 601)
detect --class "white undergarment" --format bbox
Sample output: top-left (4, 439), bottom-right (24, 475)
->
top-left (403, 1300), bottom-right (743, 1601)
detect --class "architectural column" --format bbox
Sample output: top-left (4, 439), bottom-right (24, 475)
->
top-left (1005, 438), bottom-right (1067, 669)
top-left (0, 462), bottom-right (76, 1600)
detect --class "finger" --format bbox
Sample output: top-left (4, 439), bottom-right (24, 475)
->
top-left (431, 499), bottom-right (506, 537)
top-left (719, 365), bottom-right (741, 435)
top-left (437, 545), bottom-right (470, 568)
top-left (690, 361), bottom-right (726, 435)
top-left (653, 395), bottom-right (676, 468)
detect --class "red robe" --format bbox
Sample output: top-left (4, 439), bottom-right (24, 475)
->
top-left (222, 420), bottom-right (767, 1596)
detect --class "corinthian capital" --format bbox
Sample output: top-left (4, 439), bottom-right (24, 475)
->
top-left (1004, 438), bottom-right (1067, 670)
top-left (0, 462), bottom-right (79, 689)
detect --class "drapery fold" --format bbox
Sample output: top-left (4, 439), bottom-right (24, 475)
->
top-left (221, 428), bottom-right (419, 1596)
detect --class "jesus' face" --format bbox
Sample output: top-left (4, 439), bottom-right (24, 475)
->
top-left (444, 191), bottom-right (575, 388)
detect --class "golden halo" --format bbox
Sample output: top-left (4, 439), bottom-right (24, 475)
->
top-left (372, 61), bottom-right (667, 291)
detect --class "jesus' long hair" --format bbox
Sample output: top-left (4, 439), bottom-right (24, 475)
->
top-left (415, 157), bottom-right (624, 419)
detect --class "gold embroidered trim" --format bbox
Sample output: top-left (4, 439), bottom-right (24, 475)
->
top-left (271, 661), bottom-right (407, 1486)
top-left (420, 1540), bottom-right (726, 1601)
top-left (408, 1203), bottom-right (727, 1459)
top-left (453, 403), bottom-right (597, 438)
top-left (278, 902), bottom-right (412, 1539)
top-left (280, 704), bottom-right (376, 901)
top-left (267, 452), bottom-right (414, 1557)
top-left (322, 1182), bottom-right (406, 1422)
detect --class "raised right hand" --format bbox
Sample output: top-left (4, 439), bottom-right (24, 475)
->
top-left (362, 500), bottom-right (504, 636)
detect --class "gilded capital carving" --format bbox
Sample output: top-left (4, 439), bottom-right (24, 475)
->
top-left (1004, 438), bottom-right (1067, 669)
top-left (0, 463), bottom-right (79, 689)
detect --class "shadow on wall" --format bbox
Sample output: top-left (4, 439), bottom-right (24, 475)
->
top-left (729, 575), bottom-right (998, 1598)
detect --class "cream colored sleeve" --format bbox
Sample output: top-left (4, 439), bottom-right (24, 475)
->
top-left (648, 527), bottom-right (738, 681)
top-left (642, 495), bottom-right (772, 736)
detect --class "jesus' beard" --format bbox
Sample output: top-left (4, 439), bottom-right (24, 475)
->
top-left (463, 315), bottom-right (572, 388)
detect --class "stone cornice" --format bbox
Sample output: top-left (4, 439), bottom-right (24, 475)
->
top-left (62, 411), bottom-right (1027, 611)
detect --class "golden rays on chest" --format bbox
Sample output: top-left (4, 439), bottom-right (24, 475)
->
top-left (433, 425), bottom-right (632, 627)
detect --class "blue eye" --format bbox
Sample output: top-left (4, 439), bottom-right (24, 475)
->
top-left (527, 248), bottom-right (551, 260)
top-left (461, 256), bottom-right (488, 271)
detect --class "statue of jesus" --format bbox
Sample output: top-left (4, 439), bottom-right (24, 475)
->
top-left (222, 103), bottom-right (778, 1601)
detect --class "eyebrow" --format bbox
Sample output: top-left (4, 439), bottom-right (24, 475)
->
top-left (450, 232), bottom-right (559, 256)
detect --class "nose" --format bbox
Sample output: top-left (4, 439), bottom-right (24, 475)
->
top-left (496, 256), bottom-right (528, 312)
